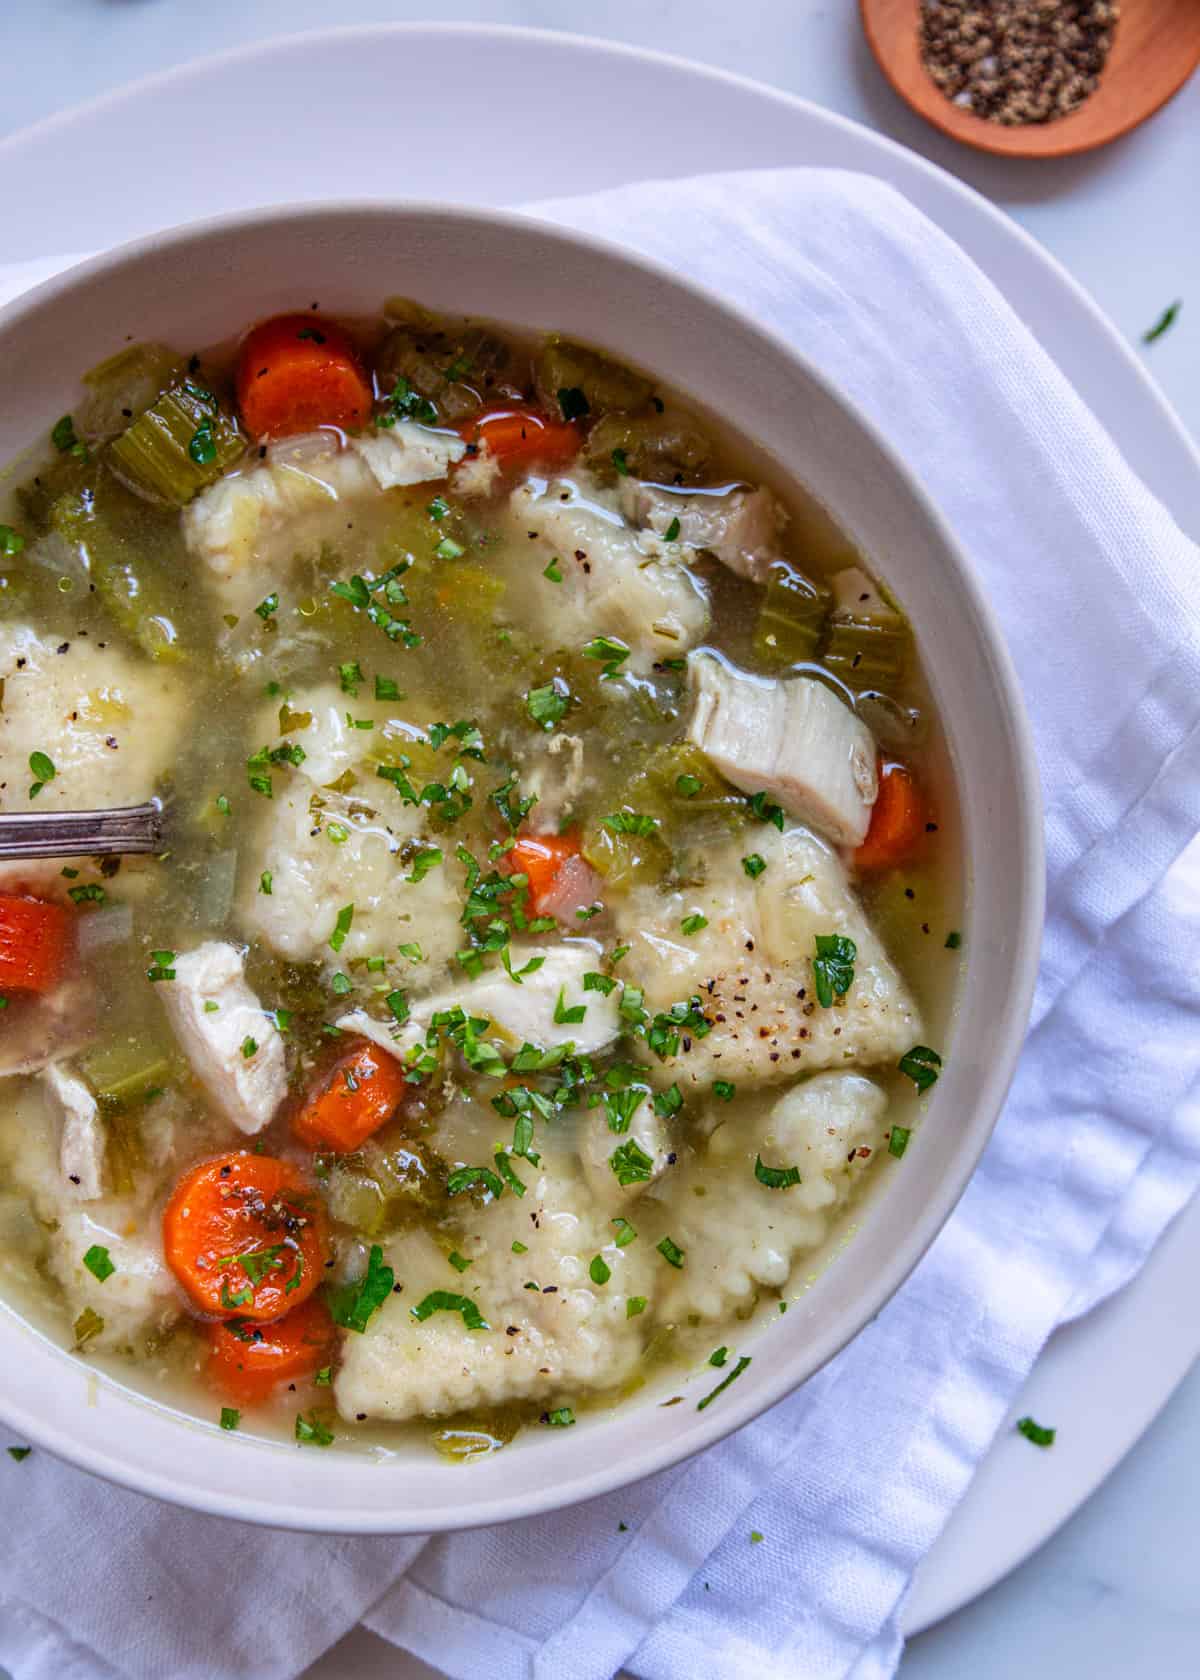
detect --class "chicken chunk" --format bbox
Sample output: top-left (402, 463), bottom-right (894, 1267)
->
top-left (611, 825), bottom-right (921, 1091)
top-left (353, 422), bottom-right (466, 490)
top-left (619, 480), bottom-right (786, 583)
top-left (333, 1149), bottom-right (650, 1423)
top-left (158, 943), bottom-right (285, 1135)
top-left (508, 474), bottom-right (710, 673)
top-left (339, 939), bottom-right (622, 1066)
top-left (688, 653), bottom-right (878, 848)
top-left (40, 1062), bottom-right (105, 1200)
top-left (650, 1073), bottom-right (889, 1322)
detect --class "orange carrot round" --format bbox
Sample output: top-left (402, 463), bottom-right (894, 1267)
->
top-left (460, 405), bottom-right (580, 472)
top-left (291, 1038), bottom-right (409, 1154)
top-left (206, 1295), bottom-right (334, 1407)
top-left (0, 894), bottom-right (72, 993)
top-left (503, 831), bottom-right (582, 914)
top-left (236, 313), bottom-right (374, 439)
top-left (855, 760), bottom-right (928, 875)
top-left (163, 1152), bottom-right (328, 1320)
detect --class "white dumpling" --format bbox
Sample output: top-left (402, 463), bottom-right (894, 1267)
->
top-left (333, 1145), bottom-right (650, 1424)
top-left (649, 1073), bottom-right (889, 1322)
top-left (610, 825), bottom-right (922, 1091)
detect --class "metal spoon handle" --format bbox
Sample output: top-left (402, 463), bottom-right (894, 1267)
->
top-left (0, 800), bottom-right (164, 860)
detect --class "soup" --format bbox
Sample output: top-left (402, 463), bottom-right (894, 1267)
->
top-left (0, 304), bottom-right (958, 1455)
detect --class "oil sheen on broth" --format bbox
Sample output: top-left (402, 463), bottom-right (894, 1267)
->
top-left (0, 304), bottom-right (959, 1457)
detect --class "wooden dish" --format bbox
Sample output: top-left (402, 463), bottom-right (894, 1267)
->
top-left (860, 0), bottom-right (1200, 158)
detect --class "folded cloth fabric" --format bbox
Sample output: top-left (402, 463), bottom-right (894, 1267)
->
top-left (2, 168), bottom-right (1200, 1680)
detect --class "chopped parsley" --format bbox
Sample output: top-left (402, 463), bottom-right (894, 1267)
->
top-left (446, 1165), bottom-right (505, 1201)
top-left (375, 675), bottom-right (402, 701)
top-left (656, 1235), bottom-right (685, 1269)
top-left (1016, 1416), bottom-right (1056, 1448)
top-left (712, 1080), bottom-right (736, 1102)
top-left (67, 883), bottom-right (106, 906)
top-left (945, 930), bottom-right (962, 950)
top-left (435, 536), bottom-right (466, 561)
top-left (889, 1125), bottom-right (911, 1159)
top-left (746, 791), bottom-right (785, 830)
top-left (254, 592), bottom-right (280, 621)
top-left (0, 525), bottom-right (25, 556)
top-left (407, 847), bottom-right (443, 883)
top-left (427, 495), bottom-right (450, 521)
top-left (28, 750), bottom-right (55, 798)
top-left (812, 934), bottom-right (856, 1007)
top-left (410, 1290), bottom-right (489, 1331)
top-left (240, 1036), bottom-right (258, 1059)
top-left (742, 853), bottom-right (766, 879)
top-left (697, 1354), bottom-right (751, 1411)
top-left (589, 1254), bottom-right (612, 1286)
top-left (512, 1240), bottom-right (528, 1255)
top-left (447, 1251), bottom-right (472, 1273)
top-left (583, 634), bottom-right (631, 678)
top-left (626, 1296), bottom-right (647, 1318)
top-left (397, 941), bottom-right (424, 963)
top-left (680, 912), bottom-right (707, 935)
top-left (146, 950), bottom-right (176, 982)
top-left (327, 1243), bottom-right (394, 1333)
top-left (295, 1412), bottom-right (335, 1447)
top-left (1142, 300), bottom-right (1181, 345)
top-left (611, 447), bottom-right (630, 476)
top-left (544, 1405), bottom-right (576, 1426)
top-left (675, 772), bottom-right (702, 797)
top-left (709, 1346), bottom-right (728, 1367)
top-left (219, 1407), bottom-right (240, 1432)
top-left (338, 660), bottom-right (364, 695)
top-left (385, 989), bottom-right (409, 1023)
top-left (6, 1446), bottom-right (31, 1462)
top-left (664, 517), bottom-right (682, 542)
top-left (329, 903), bottom-right (354, 952)
top-left (602, 809), bottom-right (659, 837)
top-left (653, 1083), bottom-right (683, 1118)
top-left (898, 1044), bottom-right (942, 1093)
top-left (259, 871), bottom-right (273, 896)
top-left (754, 1155), bottom-right (802, 1190)
top-left (610, 1139), bottom-right (655, 1185)
top-left (543, 557), bottom-right (563, 582)
top-left (52, 413), bottom-right (88, 460)
top-left (526, 680), bottom-right (570, 731)
top-left (583, 971), bottom-right (616, 996)
top-left (557, 386), bottom-right (589, 421)
top-left (611, 1217), bottom-right (637, 1247)
top-left (553, 987), bottom-right (587, 1026)
top-left (82, 1244), bottom-right (115, 1282)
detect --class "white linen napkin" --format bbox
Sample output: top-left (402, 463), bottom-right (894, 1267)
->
top-left (2, 168), bottom-right (1200, 1680)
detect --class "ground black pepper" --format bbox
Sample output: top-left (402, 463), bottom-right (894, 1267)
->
top-left (920, 1), bottom-right (1119, 126)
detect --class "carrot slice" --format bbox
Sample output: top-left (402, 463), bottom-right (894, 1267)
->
top-left (854, 760), bottom-right (928, 875)
top-left (504, 831), bottom-right (583, 914)
top-left (206, 1295), bottom-right (334, 1407)
top-left (460, 405), bottom-right (580, 472)
top-left (291, 1038), bottom-right (409, 1154)
top-left (163, 1152), bottom-right (328, 1320)
top-left (236, 313), bottom-right (374, 440)
top-left (0, 895), bottom-right (72, 993)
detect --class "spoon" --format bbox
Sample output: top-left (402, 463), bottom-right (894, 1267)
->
top-left (0, 799), bottom-right (165, 861)
top-left (859, 0), bottom-right (1200, 159)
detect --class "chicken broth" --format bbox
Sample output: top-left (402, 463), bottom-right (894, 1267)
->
top-left (0, 305), bottom-right (960, 1455)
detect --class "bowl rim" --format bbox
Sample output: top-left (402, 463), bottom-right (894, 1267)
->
top-left (0, 198), bottom-right (1044, 1531)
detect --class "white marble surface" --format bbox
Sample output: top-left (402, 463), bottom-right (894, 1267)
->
top-left (4, 4), bottom-right (1199, 1677)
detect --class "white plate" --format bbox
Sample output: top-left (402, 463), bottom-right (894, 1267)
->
top-left (0, 22), bottom-right (1197, 1646)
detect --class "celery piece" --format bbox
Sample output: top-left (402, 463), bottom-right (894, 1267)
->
top-left (428, 1405), bottom-right (525, 1463)
top-left (81, 343), bottom-right (181, 442)
top-left (583, 410), bottom-right (711, 486)
top-left (753, 563), bottom-right (831, 670)
top-left (582, 818), bottom-right (670, 890)
top-left (81, 1039), bottom-right (173, 1111)
top-left (51, 471), bottom-right (190, 661)
top-left (535, 336), bottom-right (653, 418)
top-left (108, 379), bottom-right (244, 506)
top-left (821, 618), bottom-right (909, 689)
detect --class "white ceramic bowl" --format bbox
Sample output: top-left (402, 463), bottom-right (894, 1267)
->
top-left (0, 204), bottom-right (1043, 1531)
